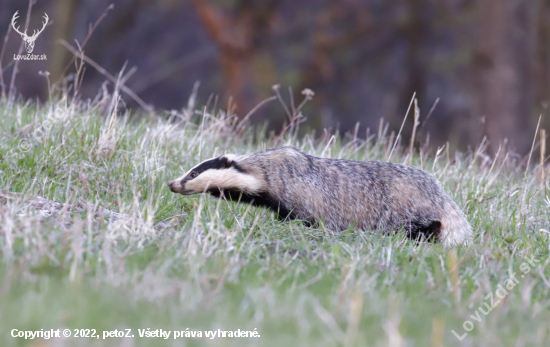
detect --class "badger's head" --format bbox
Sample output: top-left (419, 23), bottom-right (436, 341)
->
top-left (167, 154), bottom-right (263, 195)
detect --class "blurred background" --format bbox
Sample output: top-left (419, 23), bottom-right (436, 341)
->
top-left (1, 0), bottom-right (549, 154)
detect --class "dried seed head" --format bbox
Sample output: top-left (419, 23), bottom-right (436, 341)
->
top-left (301, 88), bottom-right (315, 99)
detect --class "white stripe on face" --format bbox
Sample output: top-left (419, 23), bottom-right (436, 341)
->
top-left (185, 167), bottom-right (263, 194)
top-left (183, 154), bottom-right (237, 177)
top-left (168, 154), bottom-right (253, 194)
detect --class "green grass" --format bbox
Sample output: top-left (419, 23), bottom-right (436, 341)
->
top-left (0, 95), bottom-right (549, 347)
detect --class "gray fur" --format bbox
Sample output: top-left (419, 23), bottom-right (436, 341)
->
top-left (169, 146), bottom-right (472, 246)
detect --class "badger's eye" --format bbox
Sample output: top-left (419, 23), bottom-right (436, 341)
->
top-left (189, 172), bottom-right (198, 179)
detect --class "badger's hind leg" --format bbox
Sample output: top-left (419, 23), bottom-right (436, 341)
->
top-left (406, 220), bottom-right (442, 243)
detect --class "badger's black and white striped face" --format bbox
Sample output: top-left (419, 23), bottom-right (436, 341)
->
top-left (167, 154), bottom-right (263, 195)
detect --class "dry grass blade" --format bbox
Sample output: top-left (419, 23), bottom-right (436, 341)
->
top-left (60, 40), bottom-right (153, 112)
top-left (388, 92), bottom-right (416, 162)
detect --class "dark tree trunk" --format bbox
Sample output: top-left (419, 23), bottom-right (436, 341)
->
top-left (48, 0), bottom-right (80, 84)
top-left (472, 0), bottom-right (542, 155)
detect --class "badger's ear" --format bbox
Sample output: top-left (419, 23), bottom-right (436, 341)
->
top-left (220, 154), bottom-right (235, 168)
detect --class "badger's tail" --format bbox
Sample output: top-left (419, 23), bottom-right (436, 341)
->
top-left (439, 201), bottom-right (472, 247)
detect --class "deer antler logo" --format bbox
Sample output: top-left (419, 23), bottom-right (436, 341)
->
top-left (11, 11), bottom-right (49, 54)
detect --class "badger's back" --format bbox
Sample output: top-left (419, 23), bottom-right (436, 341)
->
top-left (238, 147), bottom-right (471, 246)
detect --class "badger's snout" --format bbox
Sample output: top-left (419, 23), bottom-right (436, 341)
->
top-left (167, 180), bottom-right (176, 192)
top-left (167, 179), bottom-right (194, 195)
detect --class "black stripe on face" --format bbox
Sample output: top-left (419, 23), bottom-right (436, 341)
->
top-left (192, 157), bottom-right (231, 174)
top-left (181, 155), bottom-right (245, 185)
top-left (192, 156), bottom-right (247, 174)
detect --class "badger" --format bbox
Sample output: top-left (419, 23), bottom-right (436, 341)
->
top-left (168, 146), bottom-right (472, 246)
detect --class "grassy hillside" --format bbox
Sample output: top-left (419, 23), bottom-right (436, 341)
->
top-left (0, 95), bottom-right (548, 347)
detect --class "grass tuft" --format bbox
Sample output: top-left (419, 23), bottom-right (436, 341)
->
top-left (0, 93), bottom-right (549, 346)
